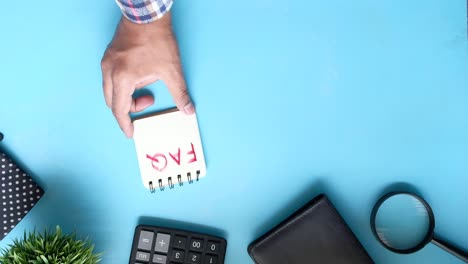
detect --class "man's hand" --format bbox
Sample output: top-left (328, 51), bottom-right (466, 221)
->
top-left (101, 13), bottom-right (193, 138)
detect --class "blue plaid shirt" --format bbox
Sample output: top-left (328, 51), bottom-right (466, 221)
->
top-left (115, 0), bottom-right (174, 24)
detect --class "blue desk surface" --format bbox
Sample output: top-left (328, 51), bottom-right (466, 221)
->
top-left (1, 1), bottom-right (467, 263)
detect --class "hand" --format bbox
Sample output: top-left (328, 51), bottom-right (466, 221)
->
top-left (101, 13), bottom-right (193, 138)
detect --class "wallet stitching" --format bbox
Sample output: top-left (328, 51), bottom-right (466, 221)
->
top-left (250, 205), bottom-right (318, 263)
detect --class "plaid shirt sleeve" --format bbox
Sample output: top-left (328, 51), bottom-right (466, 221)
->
top-left (115, 0), bottom-right (174, 24)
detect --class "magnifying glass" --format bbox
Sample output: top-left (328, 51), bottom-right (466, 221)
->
top-left (371, 192), bottom-right (468, 262)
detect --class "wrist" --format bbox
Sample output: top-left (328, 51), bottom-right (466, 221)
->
top-left (121, 12), bottom-right (172, 37)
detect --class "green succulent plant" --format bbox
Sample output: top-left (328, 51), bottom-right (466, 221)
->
top-left (0, 226), bottom-right (101, 264)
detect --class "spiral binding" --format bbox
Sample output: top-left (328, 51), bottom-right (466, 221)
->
top-left (149, 170), bottom-right (201, 193)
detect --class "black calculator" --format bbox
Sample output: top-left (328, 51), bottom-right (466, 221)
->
top-left (130, 225), bottom-right (227, 264)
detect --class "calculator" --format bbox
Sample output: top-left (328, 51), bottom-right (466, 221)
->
top-left (130, 225), bottom-right (227, 264)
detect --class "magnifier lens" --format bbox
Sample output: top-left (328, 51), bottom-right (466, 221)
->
top-left (375, 194), bottom-right (431, 250)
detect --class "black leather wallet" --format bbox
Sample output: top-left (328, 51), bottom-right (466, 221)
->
top-left (248, 194), bottom-right (374, 264)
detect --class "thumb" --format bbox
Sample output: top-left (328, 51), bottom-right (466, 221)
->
top-left (164, 70), bottom-right (194, 114)
top-left (130, 95), bottom-right (155, 113)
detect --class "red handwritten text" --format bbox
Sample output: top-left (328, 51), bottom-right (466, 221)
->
top-left (145, 153), bottom-right (167, 172)
top-left (146, 143), bottom-right (198, 172)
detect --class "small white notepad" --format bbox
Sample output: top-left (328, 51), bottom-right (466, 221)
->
top-left (133, 108), bottom-right (206, 192)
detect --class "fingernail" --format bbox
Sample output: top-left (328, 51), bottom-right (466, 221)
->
top-left (183, 103), bottom-right (195, 115)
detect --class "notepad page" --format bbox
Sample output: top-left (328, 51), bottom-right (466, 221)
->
top-left (133, 108), bottom-right (206, 190)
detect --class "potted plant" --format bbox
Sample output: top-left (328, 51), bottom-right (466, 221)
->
top-left (0, 226), bottom-right (101, 264)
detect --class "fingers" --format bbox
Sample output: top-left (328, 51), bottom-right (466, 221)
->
top-left (164, 69), bottom-right (194, 114)
top-left (112, 79), bottom-right (134, 138)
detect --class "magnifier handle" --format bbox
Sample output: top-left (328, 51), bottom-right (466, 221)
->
top-left (432, 236), bottom-right (468, 263)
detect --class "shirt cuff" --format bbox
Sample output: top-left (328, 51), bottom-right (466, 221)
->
top-left (115, 0), bottom-right (174, 24)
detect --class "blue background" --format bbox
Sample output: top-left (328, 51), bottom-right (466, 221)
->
top-left (1, 0), bottom-right (467, 263)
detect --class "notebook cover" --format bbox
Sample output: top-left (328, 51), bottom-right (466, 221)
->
top-left (248, 194), bottom-right (374, 264)
top-left (0, 148), bottom-right (44, 240)
top-left (133, 108), bottom-right (206, 192)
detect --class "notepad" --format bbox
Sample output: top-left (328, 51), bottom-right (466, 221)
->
top-left (133, 108), bottom-right (206, 193)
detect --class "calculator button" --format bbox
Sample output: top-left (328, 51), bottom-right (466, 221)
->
top-left (171, 249), bottom-right (185, 262)
top-left (204, 255), bottom-right (218, 264)
top-left (136, 251), bottom-right (151, 262)
top-left (152, 254), bottom-right (167, 264)
top-left (187, 252), bottom-right (201, 264)
top-left (154, 233), bottom-right (171, 253)
top-left (206, 241), bottom-right (220, 254)
top-left (172, 235), bottom-right (186, 249)
top-left (189, 238), bottom-right (204, 251)
top-left (138, 231), bottom-right (154, 251)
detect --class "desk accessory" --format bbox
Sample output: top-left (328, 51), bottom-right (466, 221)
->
top-left (0, 133), bottom-right (44, 240)
top-left (248, 194), bottom-right (374, 264)
top-left (371, 192), bottom-right (468, 263)
top-left (130, 224), bottom-right (226, 264)
top-left (0, 226), bottom-right (101, 263)
top-left (133, 108), bottom-right (206, 193)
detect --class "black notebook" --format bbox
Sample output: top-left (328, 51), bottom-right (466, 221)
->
top-left (248, 194), bottom-right (374, 264)
top-left (0, 134), bottom-right (44, 240)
